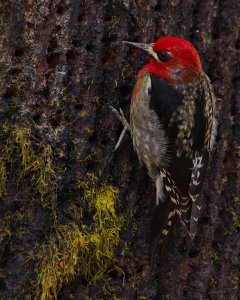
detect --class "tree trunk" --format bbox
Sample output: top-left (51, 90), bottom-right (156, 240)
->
top-left (0, 0), bottom-right (239, 299)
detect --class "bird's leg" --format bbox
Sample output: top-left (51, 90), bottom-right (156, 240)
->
top-left (109, 106), bottom-right (130, 151)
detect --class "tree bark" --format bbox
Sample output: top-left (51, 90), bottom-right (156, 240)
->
top-left (0, 0), bottom-right (239, 299)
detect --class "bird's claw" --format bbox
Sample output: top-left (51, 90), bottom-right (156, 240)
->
top-left (109, 106), bottom-right (130, 151)
top-left (109, 106), bottom-right (130, 131)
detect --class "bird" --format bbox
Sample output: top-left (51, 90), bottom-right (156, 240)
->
top-left (111, 36), bottom-right (217, 263)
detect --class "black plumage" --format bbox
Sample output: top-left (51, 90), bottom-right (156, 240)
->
top-left (147, 73), bottom-right (211, 242)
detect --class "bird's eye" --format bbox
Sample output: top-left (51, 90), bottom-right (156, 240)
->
top-left (157, 51), bottom-right (171, 61)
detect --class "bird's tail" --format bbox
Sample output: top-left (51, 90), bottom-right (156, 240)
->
top-left (189, 190), bottom-right (204, 237)
top-left (177, 190), bottom-right (204, 239)
top-left (177, 196), bottom-right (192, 237)
top-left (149, 198), bottom-right (176, 266)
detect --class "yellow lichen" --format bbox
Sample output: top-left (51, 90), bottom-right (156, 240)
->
top-left (36, 224), bottom-right (87, 300)
top-left (0, 126), bottom-right (123, 299)
top-left (230, 209), bottom-right (240, 230)
top-left (0, 159), bottom-right (7, 197)
top-left (0, 125), bottom-right (56, 201)
top-left (19, 144), bottom-right (56, 199)
top-left (14, 127), bottom-right (33, 169)
top-left (87, 185), bottom-right (122, 280)
top-left (0, 124), bottom-right (13, 197)
top-left (36, 183), bottom-right (123, 300)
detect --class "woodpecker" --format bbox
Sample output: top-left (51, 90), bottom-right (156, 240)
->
top-left (111, 36), bottom-right (216, 261)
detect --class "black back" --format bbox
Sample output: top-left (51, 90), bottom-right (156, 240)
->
top-left (148, 74), bottom-right (207, 196)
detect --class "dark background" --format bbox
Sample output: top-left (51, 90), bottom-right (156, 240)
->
top-left (0, 0), bottom-right (239, 299)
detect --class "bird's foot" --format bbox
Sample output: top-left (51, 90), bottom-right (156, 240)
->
top-left (109, 106), bottom-right (130, 151)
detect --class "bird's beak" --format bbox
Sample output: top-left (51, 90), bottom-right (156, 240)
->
top-left (123, 41), bottom-right (159, 61)
top-left (123, 41), bottom-right (152, 53)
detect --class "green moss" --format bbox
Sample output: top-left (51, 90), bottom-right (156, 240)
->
top-left (235, 146), bottom-right (240, 157)
top-left (0, 208), bottom-right (26, 242)
top-left (0, 159), bottom-right (7, 197)
top-left (14, 127), bottom-right (33, 169)
top-left (0, 212), bottom-right (12, 242)
top-left (19, 144), bottom-right (56, 200)
top-left (78, 110), bottom-right (88, 118)
top-left (0, 127), bottom-right (123, 299)
top-left (158, 18), bottom-right (167, 25)
top-left (89, 185), bottom-right (122, 279)
top-left (208, 275), bottom-right (217, 290)
top-left (230, 271), bottom-right (239, 289)
top-left (82, 126), bottom-right (93, 135)
top-left (0, 125), bottom-right (56, 201)
top-left (36, 181), bottom-right (123, 300)
top-left (0, 125), bottom-right (13, 196)
top-left (110, 16), bottom-right (121, 29)
top-left (91, 96), bottom-right (101, 105)
top-left (36, 224), bottom-right (87, 300)
top-left (230, 209), bottom-right (240, 229)
top-left (210, 250), bottom-right (220, 262)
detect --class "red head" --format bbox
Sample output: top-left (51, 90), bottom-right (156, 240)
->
top-left (124, 36), bottom-right (202, 84)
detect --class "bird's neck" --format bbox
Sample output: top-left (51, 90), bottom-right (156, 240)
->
top-left (138, 63), bottom-right (202, 85)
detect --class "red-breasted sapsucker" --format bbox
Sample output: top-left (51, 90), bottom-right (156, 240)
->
top-left (112, 36), bottom-right (217, 261)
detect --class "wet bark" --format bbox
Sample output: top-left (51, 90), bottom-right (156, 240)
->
top-left (0, 0), bottom-right (239, 299)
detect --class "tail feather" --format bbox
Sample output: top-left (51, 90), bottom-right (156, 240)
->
top-left (149, 199), bottom-right (176, 266)
top-left (177, 196), bottom-right (192, 236)
top-left (189, 190), bottom-right (204, 237)
top-left (177, 191), bottom-right (204, 238)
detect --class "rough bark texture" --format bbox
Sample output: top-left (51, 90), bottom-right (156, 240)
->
top-left (0, 0), bottom-right (239, 299)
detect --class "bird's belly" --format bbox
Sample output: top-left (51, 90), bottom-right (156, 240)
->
top-left (131, 104), bottom-right (168, 178)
